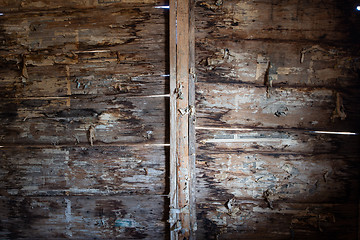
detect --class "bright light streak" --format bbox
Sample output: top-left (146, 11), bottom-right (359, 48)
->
top-left (154, 6), bottom-right (169, 9)
top-left (356, 6), bottom-right (360, 11)
top-left (309, 131), bottom-right (358, 135)
top-left (0, 13), bottom-right (3, 16)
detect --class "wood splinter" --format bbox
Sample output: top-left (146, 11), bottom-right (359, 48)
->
top-left (264, 61), bottom-right (272, 98)
top-left (116, 51), bottom-right (126, 63)
top-left (175, 82), bottom-right (184, 99)
top-left (178, 105), bottom-right (195, 117)
top-left (21, 55), bottom-right (28, 83)
top-left (263, 189), bottom-right (274, 209)
top-left (331, 92), bottom-right (346, 121)
top-left (88, 125), bottom-right (96, 146)
top-left (300, 45), bottom-right (329, 63)
top-left (323, 171), bottom-right (329, 183)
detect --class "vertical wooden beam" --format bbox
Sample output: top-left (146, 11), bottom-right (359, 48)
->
top-left (169, 0), bottom-right (178, 239)
top-left (176, 0), bottom-right (191, 238)
top-left (188, 0), bottom-right (197, 237)
top-left (169, 0), bottom-right (196, 239)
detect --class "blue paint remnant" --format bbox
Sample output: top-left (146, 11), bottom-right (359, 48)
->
top-left (115, 219), bottom-right (138, 228)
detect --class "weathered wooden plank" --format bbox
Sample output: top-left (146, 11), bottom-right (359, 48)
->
top-left (0, 5), bottom-right (167, 55)
top-left (193, 0), bottom-right (360, 239)
top-left (196, 40), bottom-right (360, 88)
top-left (196, 201), bottom-right (358, 240)
top-left (168, 0), bottom-right (178, 238)
top-left (0, 146), bottom-right (166, 196)
top-left (188, 0), bottom-right (197, 237)
top-left (0, 63), bottom-right (169, 97)
top-left (0, 97), bottom-right (167, 145)
top-left (196, 83), bottom-right (360, 131)
top-left (0, 0), bottom-right (169, 12)
top-left (195, 152), bottom-right (358, 203)
top-left (0, 1), bottom-right (170, 239)
top-left (195, 148), bottom-right (359, 239)
top-left (196, 0), bottom-right (358, 43)
top-left (196, 129), bottom-right (359, 239)
top-left (196, 128), bottom-right (360, 155)
top-left (0, 195), bottom-right (167, 239)
top-left (173, 0), bottom-right (196, 238)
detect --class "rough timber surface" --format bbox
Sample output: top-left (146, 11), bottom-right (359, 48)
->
top-left (0, 96), bottom-right (167, 145)
top-left (0, 195), bottom-right (167, 239)
top-left (196, 83), bottom-right (360, 132)
top-left (0, 0), bottom-right (169, 12)
top-left (0, 146), bottom-right (167, 196)
top-left (0, 2), bottom-right (169, 239)
top-left (195, 0), bottom-right (360, 239)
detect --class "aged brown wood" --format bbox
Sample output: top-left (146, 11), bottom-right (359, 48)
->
top-left (0, 96), bottom-right (167, 145)
top-left (0, 195), bottom-right (167, 239)
top-left (176, 0), bottom-right (192, 238)
top-left (0, 146), bottom-right (167, 196)
top-left (169, 0), bottom-right (178, 239)
top-left (0, 1), bottom-right (170, 239)
top-left (194, 0), bottom-right (360, 239)
top-left (169, 0), bottom-right (196, 238)
top-left (0, 0), bottom-right (169, 11)
top-left (188, 0), bottom-right (197, 237)
top-left (196, 83), bottom-right (360, 131)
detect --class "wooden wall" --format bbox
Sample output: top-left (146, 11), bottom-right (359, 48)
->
top-left (195, 0), bottom-right (360, 239)
top-left (0, 1), bottom-right (169, 239)
top-left (1, 0), bottom-right (360, 239)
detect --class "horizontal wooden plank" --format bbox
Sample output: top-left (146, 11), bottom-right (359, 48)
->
top-left (0, 195), bottom-right (168, 239)
top-left (0, 5), bottom-right (167, 55)
top-left (0, 0), bottom-right (169, 12)
top-left (0, 146), bottom-right (167, 196)
top-left (196, 83), bottom-right (360, 131)
top-left (196, 201), bottom-right (358, 240)
top-left (196, 128), bottom-right (360, 154)
top-left (196, 39), bottom-right (360, 88)
top-left (196, 0), bottom-right (358, 43)
top-left (194, 1), bottom-right (360, 239)
top-left (0, 62), bottom-right (169, 98)
top-left (195, 131), bottom-right (359, 239)
top-left (0, 96), bottom-right (168, 145)
top-left (195, 152), bottom-right (358, 203)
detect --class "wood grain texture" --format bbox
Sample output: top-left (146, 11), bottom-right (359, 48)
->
top-left (168, 0), bottom-right (178, 239)
top-left (0, 146), bottom-right (167, 196)
top-left (0, 2), bottom-right (169, 239)
top-left (194, 0), bottom-right (360, 239)
top-left (196, 40), bottom-right (360, 88)
top-left (195, 132), bottom-right (359, 239)
top-left (0, 5), bottom-right (167, 54)
top-left (0, 96), bottom-right (167, 145)
top-left (0, 62), bottom-right (169, 98)
top-left (196, 129), bottom-right (360, 155)
top-left (0, 195), bottom-right (168, 239)
top-left (175, 0), bottom-right (192, 238)
top-left (196, 83), bottom-right (360, 131)
top-left (195, 0), bottom-right (360, 43)
top-left (0, 0), bottom-right (169, 12)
